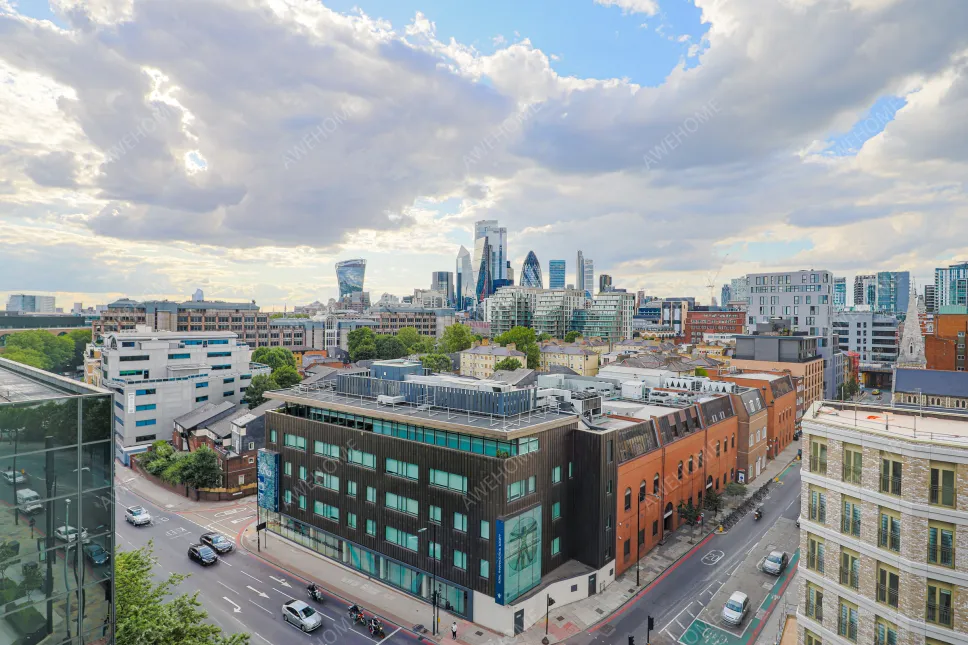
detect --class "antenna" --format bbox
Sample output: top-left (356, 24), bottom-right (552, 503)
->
top-left (705, 253), bottom-right (730, 306)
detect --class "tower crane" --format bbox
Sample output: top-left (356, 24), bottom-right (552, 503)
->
top-left (706, 253), bottom-right (730, 306)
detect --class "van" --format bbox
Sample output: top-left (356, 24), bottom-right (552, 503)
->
top-left (16, 489), bottom-right (43, 515)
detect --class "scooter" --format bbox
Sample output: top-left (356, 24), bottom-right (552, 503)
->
top-left (307, 585), bottom-right (325, 603)
top-left (348, 605), bottom-right (366, 626)
top-left (753, 507), bottom-right (763, 521)
top-left (368, 619), bottom-right (385, 638)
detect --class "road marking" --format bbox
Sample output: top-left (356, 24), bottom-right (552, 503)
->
top-left (252, 633), bottom-right (272, 645)
top-left (223, 597), bottom-right (242, 613)
top-left (217, 558), bottom-right (233, 567)
top-left (786, 498), bottom-right (799, 511)
top-left (247, 585), bottom-right (269, 598)
top-left (377, 627), bottom-right (402, 644)
top-left (702, 581), bottom-right (722, 595)
top-left (318, 610), bottom-right (335, 620)
top-left (231, 516), bottom-right (255, 525)
top-left (241, 571), bottom-right (263, 583)
top-left (217, 581), bottom-right (238, 595)
top-left (701, 550), bottom-right (725, 565)
top-left (270, 575), bottom-right (291, 588)
top-left (273, 587), bottom-right (296, 600)
top-left (685, 609), bottom-right (696, 619)
top-left (247, 599), bottom-right (273, 614)
top-left (214, 508), bottom-right (242, 518)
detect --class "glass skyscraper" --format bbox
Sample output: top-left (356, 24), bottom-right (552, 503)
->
top-left (335, 259), bottom-right (367, 298)
top-left (0, 357), bottom-right (115, 645)
top-left (521, 251), bottom-right (543, 288)
top-left (833, 277), bottom-right (847, 310)
top-left (876, 271), bottom-right (910, 315)
top-left (549, 261), bottom-right (565, 289)
top-left (934, 261), bottom-right (968, 308)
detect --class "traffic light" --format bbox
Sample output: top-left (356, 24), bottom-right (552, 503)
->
top-left (628, 636), bottom-right (635, 645)
top-left (648, 616), bottom-right (655, 631)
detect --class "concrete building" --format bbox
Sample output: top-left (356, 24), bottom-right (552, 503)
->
top-left (854, 275), bottom-right (877, 308)
top-left (730, 334), bottom-right (825, 412)
top-left (684, 308), bottom-right (746, 344)
top-left (934, 261), bottom-right (968, 309)
top-left (99, 329), bottom-right (271, 462)
top-left (747, 270), bottom-right (834, 336)
top-left (533, 290), bottom-right (589, 340)
top-left (797, 401), bottom-right (968, 645)
top-left (660, 299), bottom-right (690, 336)
top-left (413, 289), bottom-right (448, 309)
top-left (833, 311), bottom-right (899, 363)
top-left (459, 344), bottom-right (527, 378)
top-left (5, 294), bottom-right (55, 313)
top-left (368, 306), bottom-right (455, 340)
top-left (431, 271), bottom-right (455, 306)
top-left (925, 285), bottom-right (937, 314)
top-left (539, 344), bottom-right (600, 376)
top-left (549, 260), bottom-right (566, 290)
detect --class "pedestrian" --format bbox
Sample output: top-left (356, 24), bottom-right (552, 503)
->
top-left (452, 621), bottom-right (458, 640)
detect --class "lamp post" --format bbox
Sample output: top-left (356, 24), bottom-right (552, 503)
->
top-left (546, 595), bottom-right (555, 635)
top-left (418, 525), bottom-right (439, 636)
top-left (635, 490), bottom-right (645, 586)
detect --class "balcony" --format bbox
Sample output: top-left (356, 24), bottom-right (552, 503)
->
top-left (877, 584), bottom-right (899, 609)
top-left (837, 616), bottom-right (858, 642)
top-left (841, 516), bottom-right (861, 538)
top-left (810, 456), bottom-right (828, 475)
top-left (928, 544), bottom-right (956, 569)
top-left (929, 485), bottom-right (956, 508)
top-left (878, 527), bottom-right (901, 552)
top-left (805, 600), bottom-right (823, 623)
top-left (839, 567), bottom-right (859, 590)
top-left (879, 474), bottom-right (902, 496)
top-left (926, 602), bottom-right (953, 628)
top-left (842, 464), bottom-right (862, 485)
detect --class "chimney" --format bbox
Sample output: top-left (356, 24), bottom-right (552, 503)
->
top-left (472, 340), bottom-right (482, 349)
top-left (506, 343), bottom-right (516, 352)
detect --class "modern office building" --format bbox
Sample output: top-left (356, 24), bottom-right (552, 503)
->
top-left (520, 252), bottom-right (543, 289)
top-left (747, 270), bottom-right (834, 336)
top-left (336, 259), bottom-right (367, 298)
top-left (599, 275), bottom-right (613, 293)
top-left (549, 261), bottom-right (566, 290)
top-left (5, 294), bottom-right (56, 313)
top-left (834, 278), bottom-right (847, 310)
top-left (576, 251), bottom-right (586, 296)
top-left (934, 261), bottom-right (968, 309)
top-left (533, 290), bottom-right (590, 340)
top-left (854, 275), bottom-right (877, 308)
top-left (473, 220), bottom-right (507, 296)
top-left (456, 246), bottom-right (474, 310)
top-left (730, 335), bottom-right (825, 412)
top-left (431, 272), bottom-right (455, 307)
top-left (729, 277), bottom-right (750, 308)
top-left (924, 285), bottom-right (938, 314)
top-left (0, 357), bottom-right (115, 645)
top-left (367, 306), bottom-right (455, 340)
top-left (485, 288), bottom-right (542, 338)
top-left (99, 329), bottom-right (271, 461)
top-left (583, 260), bottom-right (595, 299)
top-left (474, 237), bottom-right (494, 303)
top-left (797, 401), bottom-right (967, 645)
top-left (833, 311), bottom-right (899, 363)
top-left (660, 299), bottom-right (690, 336)
top-left (876, 271), bottom-right (911, 316)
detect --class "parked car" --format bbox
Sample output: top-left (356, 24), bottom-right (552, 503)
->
top-left (722, 591), bottom-right (750, 626)
top-left (83, 543), bottom-right (111, 566)
top-left (2, 469), bottom-right (27, 485)
top-left (200, 532), bottom-right (233, 554)
top-left (54, 526), bottom-right (89, 544)
top-left (872, 389), bottom-right (882, 396)
top-left (16, 489), bottom-right (43, 515)
top-left (187, 544), bottom-right (218, 566)
top-left (282, 600), bottom-right (323, 633)
top-left (763, 550), bottom-right (788, 575)
top-left (125, 505), bottom-right (152, 526)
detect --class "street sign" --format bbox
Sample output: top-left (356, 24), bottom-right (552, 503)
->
top-left (256, 522), bottom-right (267, 532)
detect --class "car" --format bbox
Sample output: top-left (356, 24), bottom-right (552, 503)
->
top-left (83, 543), bottom-right (111, 566)
top-left (187, 544), bottom-right (218, 566)
top-left (125, 505), bottom-right (152, 526)
top-left (282, 599), bottom-right (323, 632)
top-left (872, 389), bottom-right (881, 396)
top-left (763, 550), bottom-right (788, 575)
top-left (722, 591), bottom-right (750, 626)
top-left (54, 526), bottom-right (89, 544)
top-left (200, 532), bottom-right (233, 554)
top-left (2, 469), bottom-right (27, 485)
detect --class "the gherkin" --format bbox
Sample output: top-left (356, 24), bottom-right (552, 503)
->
top-left (521, 250), bottom-right (543, 289)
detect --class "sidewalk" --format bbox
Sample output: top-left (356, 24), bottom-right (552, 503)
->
top-left (754, 572), bottom-right (799, 645)
top-left (116, 461), bottom-right (250, 513)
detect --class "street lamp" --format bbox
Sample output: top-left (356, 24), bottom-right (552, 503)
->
top-left (64, 498), bottom-right (72, 641)
top-left (545, 595), bottom-right (555, 635)
top-left (418, 525), bottom-right (439, 636)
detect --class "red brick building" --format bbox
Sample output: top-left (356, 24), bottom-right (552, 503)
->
top-left (683, 309), bottom-right (746, 344)
top-left (926, 314), bottom-right (968, 371)
top-left (709, 372), bottom-right (797, 459)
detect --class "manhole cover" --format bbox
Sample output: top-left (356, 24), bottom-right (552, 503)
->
top-left (600, 624), bottom-right (616, 636)
top-left (629, 588), bottom-right (636, 593)
top-left (596, 608), bottom-right (605, 615)
top-left (475, 631), bottom-right (484, 636)
top-left (556, 616), bottom-right (565, 622)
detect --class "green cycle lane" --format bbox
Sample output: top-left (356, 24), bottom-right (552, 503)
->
top-left (678, 550), bottom-right (799, 645)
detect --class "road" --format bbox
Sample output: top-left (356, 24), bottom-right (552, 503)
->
top-left (567, 461), bottom-right (802, 645)
top-left (113, 482), bottom-right (413, 645)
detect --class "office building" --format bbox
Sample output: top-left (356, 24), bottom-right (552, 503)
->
top-left (368, 306), bottom-right (455, 340)
top-left (506, 263), bottom-right (514, 287)
top-left (854, 274), bottom-right (877, 307)
top-left (520, 252), bottom-right (543, 289)
top-left (935, 261), bottom-right (968, 309)
top-left (413, 289), bottom-right (448, 309)
top-left (576, 251), bottom-right (586, 295)
top-left (730, 334), bottom-right (825, 411)
top-left (0, 357), bottom-right (115, 645)
top-left (728, 277), bottom-right (750, 308)
top-left (549, 260), bottom-right (566, 290)
top-left (485, 288), bottom-right (542, 338)
top-left (876, 271), bottom-right (911, 316)
top-left (533, 290), bottom-right (590, 339)
top-left (834, 277), bottom-right (847, 310)
top-left (539, 344), bottom-right (600, 376)
top-left (456, 246), bottom-right (474, 310)
top-left (474, 237), bottom-right (494, 303)
top-left (599, 274), bottom-right (613, 293)
top-left (99, 329), bottom-right (271, 461)
top-left (473, 221), bottom-right (507, 299)
top-left (833, 311), bottom-right (899, 363)
top-left (336, 259), bottom-right (367, 298)
top-left (684, 308), bottom-right (746, 344)
top-left (5, 294), bottom-right (56, 313)
top-left (924, 285), bottom-right (937, 314)
top-left (747, 270), bottom-right (833, 336)
top-left (583, 259), bottom-right (594, 299)
top-left (660, 299), bottom-right (690, 336)
top-left (431, 272), bottom-right (455, 306)
top-left (798, 401), bottom-right (966, 645)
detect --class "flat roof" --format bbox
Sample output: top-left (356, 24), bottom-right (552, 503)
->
top-left (0, 357), bottom-right (110, 403)
top-left (726, 373), bottom-right (783, 381)
top-left (808, 402), bottom-right (968, 446)
top-left (603, 400), bottom-right (681, 418)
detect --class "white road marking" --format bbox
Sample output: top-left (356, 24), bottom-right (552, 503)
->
top-left (223, 597), bottom-right (242, 613)
top-left (252, 633), bottom-right (272, 645)
top-left (247, 599), bottom-right (273, 614)
top-left (787, 498), bottom-right (799, 511)
top-left (241, 571), bottom-right (263, 583)
top-left (217, 558), bottom-right (233, 567)
top-left (273, 587), bottom-right (296, 600)
top-left (217, 581), bottom-right (238, 595)
top-left (247, 585), bottom-right (269, 598)
top-left (702, 581), bottom-right (722, 595)
top-left (270, 575), bottom-right (291, 588)
top-left (377, 627), bottom-right (402, 644)
top-left (685, 609), bottom-right (696, 618)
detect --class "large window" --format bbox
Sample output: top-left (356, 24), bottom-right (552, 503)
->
top-left (551, 537), bottom-right (560, 556)
top-left (314, 441), bottom-right (340, 459)
top-left (552, 502), bottom-right (561, 520)
top-left (366, 519), bottom-right (376, 536)
top-left (809, 486), bottom-right (827, 524)
top-left (316, 472), bottom-right (339, 491)
top-left (928, 522), bottom-right (955, 568)
top-left (807, 534), bottom-right (825, 573)
top-left (840, 548), bottom-right (859, 590)
top-left (552, 466), bottom-right (561, 484)
top-left (930, 463), bottom-right (956, 508)
top-left (875, 618), bottom-right (898, 645)
top-left (876, 564), bottom-right (899, 609)
top-left (385, 526), bottom-right (418, 552)
top-left (810, 439), bottom-right (827, 475)
top-left (429, 505), bottom-right (441, 524)
top-left (430, 469), bottom-right (468, 494)
top-left (284, 434), bottom-right (307, 450)
top-left (879, 454), bottom-right (902, 496)
top-left (480, 559), bottom-right (489, 579)
top-left (347, 449), bottom-right (376, 469)
top-left (507, 477), bottom-right (536, 501)
top-left (926, 581), bottom-right (952, 628)
top-left (454, 512), bottom-right (468, 532)
top-left (313, 501), bottom-right (339, 522)
top-left (842, 444), bottom-right (862, 485)
top-left (838, 600), bottom-right (858, 642)
top-left (366, 486), bottom-right (376, 503)
top-left (841, 497), bottom-right (861, 537)
top-left (805, 583), bottom-right (824, 622)
top-left (454, 551), bottom-right (467, 570)
top-left (878, 509), bottom-right (901, 553)
top-left (480, 520), bottom-right (490, 539)
top-left (386, 458), bottom-right (419, 480)
top-left (385, 492), bottom-right (418, 516)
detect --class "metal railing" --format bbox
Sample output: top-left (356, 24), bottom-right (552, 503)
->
top-left (809, 503), bottom-right (826, 524)
top-left (876, 584), bottom-right (899, 609)
top-left (842, 464), bottom-right (862, 485)
top-left (878, 527), bottom-right (901, 552)
top-left (929, 485), bottom-right (956, 507)
top-left (805, 600), bottom-right (823, 623)
top-left (809, 456), bottom-right (828, 475)
top-left (840, 566), bottom-right (859, 590)
top-left (926, 602), bottom-right (952, 628)
top-left (927, 544), bottom-right (955, 568)
top-left (841, 515), bottom-right (861, 537)
top-left (837, 616), bottom-right (858, 642)
top-left (807, 552), bottom-right (824, 574)
top-left (880, 473), bottom-right (902, 496)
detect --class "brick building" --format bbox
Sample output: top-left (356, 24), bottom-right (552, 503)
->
top-left (925, 313), bottom-right (968, 371)
top-left (683, 308), bottom-right (746, 344)
top-left (730, 390), bottom-right (769, 484)
top-left (710, 372), bottom-right (797, 459)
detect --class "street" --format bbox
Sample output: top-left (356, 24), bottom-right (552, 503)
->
top-left (113, 481), bottom-right (413, 645)
top-left (567, 461), bottom-right (802, 645)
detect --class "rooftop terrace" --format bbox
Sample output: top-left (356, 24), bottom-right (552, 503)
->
top-left (807, 401), bottom-right (968, 447)
top-left (0, 357), bottom-right (110, 403)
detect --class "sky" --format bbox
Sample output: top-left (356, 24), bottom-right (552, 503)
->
top-left (0, 0), bottom-right (966, 311)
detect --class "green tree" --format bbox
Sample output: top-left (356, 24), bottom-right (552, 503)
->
top-left (0, 542), bottom-right (17, 586)
top-left (495, 326), bottom-right (539, 369)
top-left (724, 482), bottom-right (747, 498)
top-left (117, 543), bottom-right (249, 645)
top-left (420, 354), bottom-right (452, 373)
top-left (395, 327), bottom-right (422, 351)
top-left (181, 446), bottom-right (223, 489)
top-left (678, 501), bottom-right (700, 525)
top-left (695, 367), bottom-right (709, 377)
top-left (351, 342), bottom-right (377, 362)
top-left (410, 337), bottom-right (437, 354)
top-left (244, 374), bottom-right (278, 409)
top-left (272, 365), bottom-right (302, 389)
top-left (269, 312), bottom-right (308, 319)
top-left (536, 332), bottom-right (552, 342)
top-left (493, 357), bottom-right (522, 372)
top-left (3, 330), bottom-right (74, 371)
top-left (21, 562), bottom-right (43, 601)
top-left (375, 335), bottom-right (408, 360)
top-left (703, 489), bottom-right (724, 515)
top-left (67, 328), bottom-right (92, 369)
top-left (0, 348), bottom-right (51, 370)
top-left (439, 324), bottom-right (475, 353)
top-left (564, 331), bottom-right (582, 343)
top-left (251, 347), bottom-right (296, 372)
top-left (347, 327), bottom-right (376, 358)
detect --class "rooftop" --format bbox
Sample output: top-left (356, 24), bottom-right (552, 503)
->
top-left (462, 345), bottom-right (526, 357)
top-left (0, 357), bottom-right (110, 403)
top-left (724, 372), bottom-right (783, 382)
top-left (894, 368), bottom-right (968, 398)
top-left (808, 401), bottom-right (968, 446)
top-left (603, 400), bottom-right (683, 418)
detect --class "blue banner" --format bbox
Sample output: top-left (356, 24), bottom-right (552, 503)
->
top-left (495, 518), bottom-right (505, 605)
top-left (257, 449), bottom-right (280, 512)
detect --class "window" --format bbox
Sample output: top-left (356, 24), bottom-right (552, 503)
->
top-left (876, 564), bottom-right (899, 608)
top-left (366, 519), bottom-right (376, 536)
top-left (386, 492), bottom-right (419, 516)
top-left (207, 351), bottom-right (232, 357)
top-left (119, 355), bottom-right (150, 362)
top-left (624, 540), bottom-right (631, 557)
top-left (843, 445), bottom-right (862, 485)
top-left (807, 534), bottom-right (825, 573)
top-left (930, 463), bottom-right (956, 508)
top-left (809, 486), bottom-right (827, 524)
top-left (653, 474), bottom-right (660, 495)
top-left (926, 580), bottom-right (952, 627)
top-left (551, 537), bottom-right (560, 556)
top-left (841, 497), bottom-right (861, 537)
top-left (347, 449), bottom-right (376, 469)
top-left (347, 512), bottom-right (357, 529)
top-left (607, 440), bottom-right (613, 462)
top-left (805, 583), bottom-right (824, 622)
top-left (347, 480), bottom-right (357, 497)
top-left (928, 522), bottom-right (955, 568)
top-left (385, 526), bottom-right (418, 552)
top-left (480, 559), bottom-right (489, 579)
top-left (429, 505), bottom-right (441, 524)
top-left (196, 381), bottom-right (209, 389)
top-left (135, 403), bottom-right (156, 411)
top-left (314, 441), bottom-right (340, 459)
top-left (168, 353), bottom-right (190, 360)
top-left (136, 388), bottom-right (156, 396)
top-left (875, 618), bottom-right (898, 645)
top-left (284, 490), bottom-right (292, 505)
top-left (315, 472), bottom-right (339, 491)
top-left (879, 455), bottom-right (902, 496)
top-left (698, 451), bottom-right (703, 467)
top-left (428, 542), bottom-right (441, 560)
top-left (677, 461), bottom-right (684, 480)
top-left (297, 465), bottom-right (307, 481)
top-left (454, 551), bottom-right (467, 570)
top-left (568, 461), bottom-right (573, 478)
top-left (624, 488), bottom-right (632, 510)
top-left (453, 512), bottom-right (468, 532)
top-left (810, 439), bottom-right (827, 475)
top-left (284, 434), bottom-right (307, 450)
top-left (731, 434), bottom-right (735, 449)
top-left (688, 456), bottom-right (694, 474)
top-left (480, 520), bottom-right (490, 539)
top-left (878, 509), bottom-right (901, 553)
top-left (386, 458), bottom-right (419, 480)
top-left (313, 501), bottom-right (339, 522)
top-left (223, 390), bottom-right (234, 397)
top-left (552, 502), bottom-right (561, 520)
top-left (838, 600), bottom-right (858, 642)
top-left (507, 477), bottom-right (537, 501)
top-left (804, 630), bottom-right (821, 645)
top-left (195, 396), bottom-right (209, 403)
top-left (366, 486), bottom-right (376, 503)
top-left (715, 441), bottom-right (721, 457)
top-left (298, 494), bottom-right (306, 510)
top-left (211, 364), bottom-right (232, 370)
top-left (840, 548), bottom-right (860, 590)
top-left (135, 419), bottom-right (156, 427)
top-left (552, 466), bottom-right (561, 484)
top-left (652, 520), bottom-right (658, 536)
top-left (430, 469), bottom-right (468, 494)
top-left (223, 377), bottom-right (235, 384)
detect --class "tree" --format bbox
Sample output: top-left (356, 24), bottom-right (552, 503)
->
top-left (2, 330), bottom-right (74, 371)
top-left (695, 367), bottom-right (709, 377)
top-left (67, 328), bottom-right (92, 369)
top-left (703, 489), bottom-right (724, 516)
top-left (724, 482), bottom-right (747, 498)
top-left (536, 332), bottom-right (552, 342)
top-left (678, 501), bottom-right (700, 525)
top-left (351, 342), bottom-right (377, 362)
top-left (375, 335), bottom-right (408, 360)
top-left (495, 326), bottom-right (539, 369)
top-left (420, 354), bottom-right (452, 373)
top-left (251, 347), bottom-right (296, 372)
top-left (493, 357), bottom-right (522, 372)
top-left (410, 337), bottom-right (437, 354)
top-left (0, 542), bottom-right (17, 586)
top-left (439, 324), bottom-right (475, 353)
top-left (0, 348), bottom-right (51, 370)
top-left (347, 327), bottom-right (376, 358)
top-left (272, 365), bottom-right (302, 389)
top-left (269, 312), bottom-right (308, 319)
top-left (564, 331), bottom-right (582, 343)
top-left (395, 327), bottom-right (422, 351)
top-left (117, 543), bottom-right (249, 645)
top-left (244, 374), bottom-right (278, 409)
top-left (181, 446), bottom-right (223, 489)
top-left (21, 562), bottom-right (42, 601)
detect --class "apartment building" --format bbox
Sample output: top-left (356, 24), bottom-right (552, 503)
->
top-left (368, 306), bottom-right (455, 339)
top-left (459, 344), bottom-right (527, 379)
top-left (798, 401), bottom-right (967, 645)
top-left (485, 287), bottom-right (543, 337)
top-left (684, 308), bottom-right (746, 344)
top-left (833, 310), bottom-right (899, 363)
top-left (710, 372), bottom-right (797, 459)
top-left (539, 344), bottom-right (600, 376)
top-left (730, 389), bottom-right (769, 483)
top-left (747, 270), bottom-right (834, 336)
top-left (730, 334), bottom-right (825, 410)
top-left (935, 261), bottom-right (968, 309)
top-left (574, 292), bottom-right (635, 342)
top-left (99, 330), bottom-right (271, 462)
top-left (532, 289), bottom-right (589, 339)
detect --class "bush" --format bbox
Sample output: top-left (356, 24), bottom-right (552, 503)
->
top-left (724, 482), bottom-right (747, 498)
top-left (6, 604), bottom-right (45, 638)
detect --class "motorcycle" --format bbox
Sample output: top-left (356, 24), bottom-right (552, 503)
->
top-left (753, 506), bottom-right (763, 521)
top-left (307, 585), bottom-right (325, 603)
top-left (369, 620), bottom-right (385, 638)
top-left (348, 605), bottom-right (366, 626)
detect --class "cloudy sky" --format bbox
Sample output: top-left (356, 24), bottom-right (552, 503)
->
top-left (1, 0), bottom-right (965, 310)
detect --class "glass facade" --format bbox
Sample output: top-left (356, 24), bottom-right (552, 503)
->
top-left (335, 259), bottom-right (367, 298)
top-left (521, 251), bottom-right (543, 289)
top-left (0, 360), bottom-right (115, 645)
top-left (500, 505), bottom-right (542, 604)
top-left (549, 261), bottom-right (566, 289)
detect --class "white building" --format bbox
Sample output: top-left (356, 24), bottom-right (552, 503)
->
top-left (746, 269), bottom-right (834, 336)
top-left (832, 310), bottom-right (899, 363)
top-left (5, 294), bottom-right (55, 313)
top-left (100, 329), bottom-right (271, 462)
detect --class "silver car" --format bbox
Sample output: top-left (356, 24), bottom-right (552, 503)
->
top-left (763, 550), bottom-right (788, 575)
top-left (282, 600), bottom-right (323, 633)
top-left (722, 591), bottom-right (750, 626)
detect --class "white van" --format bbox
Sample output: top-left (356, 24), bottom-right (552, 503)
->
top-left (16, 489), bottom-right (43, 515)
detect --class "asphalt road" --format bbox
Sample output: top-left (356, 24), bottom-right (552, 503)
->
top-left (113, 485), bottom-right (414, 645)
top-left (568, 461), bottom-right (802, 645)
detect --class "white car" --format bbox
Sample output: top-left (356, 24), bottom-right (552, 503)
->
top-left (54, 526), bottom-right (89, 544)
top-left (125, 505), bottom-right (152, 526)
top-left (2, 469), bottom-right (26, 485)
top-left (722, 591), bottom-right (750, 626)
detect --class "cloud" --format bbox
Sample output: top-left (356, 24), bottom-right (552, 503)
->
top-left (593, 0), bottom-right (660, 17)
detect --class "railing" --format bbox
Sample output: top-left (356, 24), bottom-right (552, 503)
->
top-left (807, 552), bottom-right (824, 573)
top-left (838, 616), bottom-right (858, 642)
top-left (842, 464), bottom-right (862, 485)
top-left (878, 527), bottom-right (901, 552)
top-left (841, 516), bottom-right (861, 537)
top-left (926, 602), bottom-right (952, 628)
top-left (879, 474), bottom-right (902, 496)
top-left (809, 456), bottom-right (828, 475)
top-left (877, 584), bottom-right (899, 609)
top-left (840, 566), bottom-right (859, 590)
top-left (809, 503), bottom-right (826, 524)
top-left (929, 485), bottom-right (956, 507)
top-left (874, 634), bottom-right (897, 645)
top-left (928, 544), bottom-right (956, 568)
top-left (805, 600), bottom-right (823, 623)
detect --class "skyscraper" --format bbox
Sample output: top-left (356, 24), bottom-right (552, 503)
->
top-left (576, 251), bottom-right (585, 294)
top-left (521, 251), bottom-right (543, 288)
top-left (721, 284), bottom-right (732, 307)
top-left (583, 259), bottom-right (594, 298)
top-left (833, 277), bottom-right (846, 310)
top-left (549, 260), bottom-right (565, 289)
top-left (475, 237), bottom-right (493, 303)
top-left (876, 271), bottom-right (910, 315)
top-left (431, 271), bottom-right (455, 306)
top-left (924, 284), bottom-right (937, 313)
top-left (335, 259), bottom-right (366, 298)
top-left (934, 260), bottom-right (968, 308)
top-left (473, 220), bottom-right (507, 289)
top-left (729, 276), bottom-right (749, 306)
top-left (456, 246), bottom-right (472, 309)
top-left (599, 274), bottom-right (613, 292)
top-left (853, 274), bottom-right (876, 307)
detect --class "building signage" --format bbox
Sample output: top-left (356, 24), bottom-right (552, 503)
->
top-left (127, 393), bottom-right (135, 414)
top-left (257, 449), bottom-right (280, 512)
top-left (494, 518), bottom-right (505, 605)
